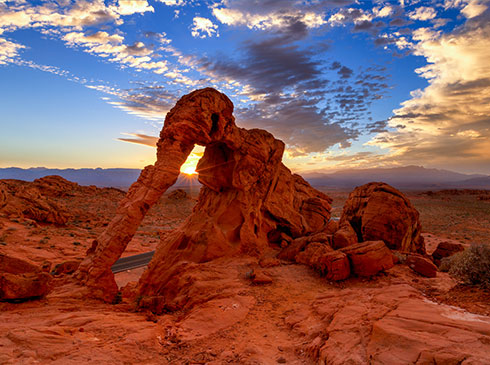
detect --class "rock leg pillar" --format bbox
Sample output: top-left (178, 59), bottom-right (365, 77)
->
top-left (76, 138), bottom-right (194, 301)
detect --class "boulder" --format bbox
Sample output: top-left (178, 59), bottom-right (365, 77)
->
top-left (167, 188), bottom-right (188, 200)
top-left (278, 232), bottom-right (332, 262)
top-left (51, 260), bottom-right (81, 276)
top-left (314, 250), bottom-right (350, 281)
top-left (0, 272), bottom-right (51, 301)
top-left (332, 223), bottom-right (357, 249)
top-left (340, 240), bottom-right (394, 277)
top-left (295, 242), bottom-right (333, 267)
top-left (432, 241), bottom-right (465, 266)
top-left (406, 254), bottom-right (437, 278)
top-left (338, 182), bottom-right (425, 254)
top-left (0, 254), bottom-right (51, 301)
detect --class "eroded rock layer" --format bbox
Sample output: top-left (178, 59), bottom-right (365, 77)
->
top-left (336, 182), bottom-right (425, 253)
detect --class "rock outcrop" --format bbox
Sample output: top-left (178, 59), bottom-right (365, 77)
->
top-left (33, 175), bottom-right (78, 198)
top-left (340, 240), bottom-right (394, 277)
top-left (0, 254), bottom-right (52, 301)
top-left (167, 188), bottom-right (188, 200)
top-left (0, 181), bottom-right (69, 225)
top-left (76, 88), bottom-right (332, 304)
top-left (335, 182), bottom-right (425, 253)
top-left (432, 241), bottom-right (464, 266)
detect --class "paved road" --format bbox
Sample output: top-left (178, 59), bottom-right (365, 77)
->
top-left (111, 251), bottom-right (155, 273)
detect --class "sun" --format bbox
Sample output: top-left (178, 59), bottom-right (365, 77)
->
top-left (182, 166), bottom-right (197, 175)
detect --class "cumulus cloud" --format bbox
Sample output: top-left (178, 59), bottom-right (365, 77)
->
top-left (114, 0), bottom-right (154, 16)
top-left (0, 36), bottom-right (23, 64)
top-left (368, 13), bottom-right (490, 172)
top-left (408, 6), bottom-right (437, 21)
top-left (445, 0), bottom-right (489, 18)
top-left (62, 31), bottom-right (168, 74)
top-left (211, 0), bottom-right (345, 32)
top-left (191, 17), bottom-right (219, 38)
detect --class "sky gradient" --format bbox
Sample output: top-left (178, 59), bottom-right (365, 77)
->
top-left (0, 0), bottom-right (489, 174)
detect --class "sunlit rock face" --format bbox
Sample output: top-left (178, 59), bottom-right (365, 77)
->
top-left (76, 88), bottom-right (332, 304)
top-left (336, 182), bottom-right (425, 254)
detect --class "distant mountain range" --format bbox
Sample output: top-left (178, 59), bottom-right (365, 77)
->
top-left (0, 166), bottom-right (489, 190)
top-left (302, 165), bottom-right (490, 189)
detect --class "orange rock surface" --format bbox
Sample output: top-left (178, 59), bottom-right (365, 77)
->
top-left (0, 254), bottom-right (52, 301)
top-left (337, 182), bottom-right (425, 253)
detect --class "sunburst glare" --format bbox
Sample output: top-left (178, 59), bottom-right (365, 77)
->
top-left (180, 145), bottom-right (204, 175)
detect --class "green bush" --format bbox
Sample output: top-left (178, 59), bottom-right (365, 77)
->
top-left (446, 243), bottom-right (490, 288)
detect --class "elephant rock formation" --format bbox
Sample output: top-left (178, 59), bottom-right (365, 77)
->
top-left (75, 88), bottom-right (332, 305)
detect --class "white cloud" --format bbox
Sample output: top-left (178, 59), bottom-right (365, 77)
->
top-left (409, 6), bottom-right (437, 21)
top-left (213, 4), bottom-right (325, 30)
top-left (63, 31), bottom-right (168, 74)
top-left (374, 5), bottom-right (394, 18)
top-left (157, 0), bottom-right (187, 5)
top-left (461, 1), bottom-right (488, 17)
top-left (0, 36), bottom-right (23, 64)
top-left (368, 19), bottom-right (490, 171)
top-left (191, 16), bottom-right (219, 38)
top-left (114, 0), bottom-right (154, 16)
top-left (444, 0), bottom-right (488, 18)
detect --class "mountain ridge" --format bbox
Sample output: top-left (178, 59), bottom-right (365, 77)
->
top-left (0, 166), bottom-right (488, 190)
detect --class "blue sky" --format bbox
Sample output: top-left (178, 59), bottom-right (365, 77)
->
top-left (0, 0), bottom-right (489, 174)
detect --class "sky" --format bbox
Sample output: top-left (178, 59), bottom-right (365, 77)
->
top-left (0, 0), bottom-right (489, 175)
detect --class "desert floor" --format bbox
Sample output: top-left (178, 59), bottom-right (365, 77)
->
top-left (1, 182), bottom-right (489, 364)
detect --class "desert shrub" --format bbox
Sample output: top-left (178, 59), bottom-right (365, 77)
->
top-left (438, 257), bottom-right (452, 272)
top-left (446, 243), bottom-right (490, 288)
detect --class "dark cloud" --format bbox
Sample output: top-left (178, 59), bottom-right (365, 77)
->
top-left (198, 38), bottom-right (323, 95)
top-left (366, 120), bottom-right (388, 133)
top-left (338, 66), bottom-right (353, 79)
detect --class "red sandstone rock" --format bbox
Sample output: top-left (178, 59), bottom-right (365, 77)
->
top-left (33, 175), bottom-right (78, 197)
top-left (340, 240), bottom-right (394, 277)
top-left (0, 183), bottom-right (8, 210)
top-left (432, 241), bottom-right (464, 266)
top-left (258, 257), bottom-right (281, 268)
top-left (337, 182), bottom-right (425, 254)
top-left (323, 219), bottom-right (338, 234)
top-left (167, 188), bottom-right (188, 200)
top-left (0, 272), bottom-right (51, 300)
top-left (51, 260), bottom-right (81, 276)
top-left (0, 182), bottom-right (69, 225)
top-left (278, 232), bottom-right (332, 261)
top-left (76, 88), bottom-right (332, 306)
top-left (332, 223), bottom-right (357, 249)
top-left (0, 254), bottom-right (51, 301)
top-left (295, 242), bottom-right (333, 267)
top-left (315, 250), bottom-right (350, 281)
top-left (406, 254), bottom-right (437, 278)
top-left (251, 270), bottom-right (273, 285)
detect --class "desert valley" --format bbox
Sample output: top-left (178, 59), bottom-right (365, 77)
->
top-left (1, 89), bottom-right (489, 364)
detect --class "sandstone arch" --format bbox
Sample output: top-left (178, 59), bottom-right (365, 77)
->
top-left (75, 88), bottom-right (332, 303)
